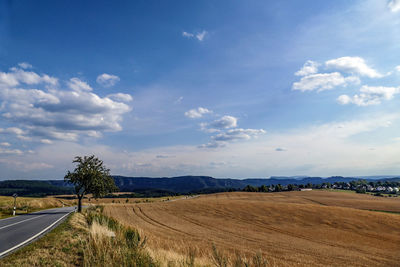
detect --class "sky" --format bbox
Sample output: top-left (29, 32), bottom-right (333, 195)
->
top-left (1, 0), bottom-right (400, 179)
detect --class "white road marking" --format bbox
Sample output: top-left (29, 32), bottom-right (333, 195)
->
top-left (0, 215), bottom-right (46, 230)
top-left (0, 210), bottom-right (73, 258)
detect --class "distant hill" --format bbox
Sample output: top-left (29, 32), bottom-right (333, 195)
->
top-left (0, 180), bottom-right (74, 197)
top-left (110, 175), bottom-right (391, 193)
top-left (1, 175), bottom-right (399, 196)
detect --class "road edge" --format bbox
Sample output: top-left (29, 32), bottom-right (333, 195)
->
top-left (0, 208), bottom-right (75, 259)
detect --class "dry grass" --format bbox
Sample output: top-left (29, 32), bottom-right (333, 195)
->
top-left (0, 196), bottom-right (76, 219)
top-left (104, 191), bottom-right (400, 267)
top-left (82, 206), bottom-right (156, 267)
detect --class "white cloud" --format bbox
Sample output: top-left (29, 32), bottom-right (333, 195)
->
top-left (325, 56), bottom-right (382, 78)
top-left (0, 148), bottom-right (23, 155)
top-left (18, 62), bottom-right (32, 69)
top-left (182, 30), bottom-right (208, 41)
top-left (184, 107), bottom-right (212, 118)
top-left (0, 67), bottom-right (132, 143)
top-left (198, 141), bottom-right (226, 149)
top-left (68, 77), bottom-right (92, 91)
top-left (294, 60), bottom-right (319, 76)
top-left (0, 142), bottom-right (10, 147)
top-left (212, 128), bottom-right (266, 142)
top-left (1, 113), bottom-right (398, 179)
top-left (196, 30), bottom-right (208, 41)
top-left (40, 139), bottom-right (53, 144)
top-left (292, 72), bottom-right (359, 92)
top-left (182, 32), bottom-right (194, 38)
top-left (395, 66), bottom-right (400, 72)
top-left (337, 94), bottom-right (352, 105)
top-left (199, 115), bottom-right (265, 149)
top-left (275, 147), bottom-right (287, 152)
top-left (388, 0), bottom-right (400, 12)
top-left (107, 93), bottom-right (133, 102)
top-left (337, 86), bottom-right (399, 106)
top-left (0, 67), bottom-right (58, 87)
top-left (96, 73), bottom-right (120, 87)
top-left (206, 115), bottom-right (238, 130)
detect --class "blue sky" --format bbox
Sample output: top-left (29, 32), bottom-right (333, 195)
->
top-left (1, 0), bottom-right (400, 179)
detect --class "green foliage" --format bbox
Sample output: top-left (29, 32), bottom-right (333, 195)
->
top-left (355, 187), bottom-right (366, 194)
top-left (64, 155), bottom-right (118, 211)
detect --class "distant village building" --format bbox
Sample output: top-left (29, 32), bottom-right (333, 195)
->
top-left (299, 188), bottom-right (312, 191)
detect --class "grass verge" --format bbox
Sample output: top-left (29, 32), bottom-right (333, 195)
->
top-left (0, 212), bottom-right (86, 266)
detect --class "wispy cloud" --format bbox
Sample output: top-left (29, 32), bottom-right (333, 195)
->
top-left (18, 62), bottom-right (32, 69)
top-left (96, 73), bottom-right (120, 87)
top-left (292, 72), bottom-right (359, 92)
top-left (182, 30), bottom-right (208, 41)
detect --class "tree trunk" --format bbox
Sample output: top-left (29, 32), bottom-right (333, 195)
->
top-left (77, 196), bottom-right (82, 212)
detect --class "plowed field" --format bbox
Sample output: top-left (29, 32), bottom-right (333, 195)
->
top-left (104, 191), bottom-right (400, 266)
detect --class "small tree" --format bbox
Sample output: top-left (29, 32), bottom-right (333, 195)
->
top-left (64, 155), bottom-right (117, 212)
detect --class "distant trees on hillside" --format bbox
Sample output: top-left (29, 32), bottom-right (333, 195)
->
top-left (242, 179), bottom-right (400, 195)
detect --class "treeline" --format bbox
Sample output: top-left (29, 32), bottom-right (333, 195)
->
top-left (0, 180), bottom-right (74, 197)
top-left (243, 179), bottom-right (400, 195)
top-left (243, 183), bottom-right (312, 192)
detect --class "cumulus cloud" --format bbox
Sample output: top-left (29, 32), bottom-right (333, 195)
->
top-left (294, 60), bottom-right (319, 76)
top-left (0, 66), bottom-right (132, 143)
top-left (208, 115), bottom-right (237, 129)
top-left (184, 107), bottom-right (212, 118)
top-left (337, 86), bottom-right (399, 106)
top-left (68, 77), bottom-right (92, 91)
top-left (0, 67), bottom-right (58, 87)
top-left (199, 115), bottom-right (266, 149)
top-left (182, 30), bottom-right (208, 41)
top-left (292, 72), bottom-right (359, 92)
top-left (325, 57), bottom-right (382, 78)
top-left (96, 73), bottom-right (120, 87)
top-left (388, 0), bottom-right (400, 12)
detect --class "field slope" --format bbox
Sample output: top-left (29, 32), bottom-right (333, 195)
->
top-left (104, 191), bottom-right (400, 266)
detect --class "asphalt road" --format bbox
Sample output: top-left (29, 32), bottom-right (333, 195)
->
top-left (0, 206), bottom-right (75, 258)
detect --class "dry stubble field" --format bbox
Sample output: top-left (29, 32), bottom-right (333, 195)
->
top-left (103, 191), bottom-right (400, 266)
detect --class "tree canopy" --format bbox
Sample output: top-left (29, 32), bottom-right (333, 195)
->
top-left (64, 155), bottom-right (117, 212)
